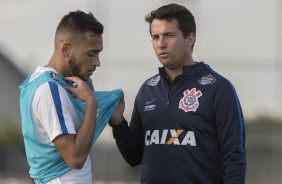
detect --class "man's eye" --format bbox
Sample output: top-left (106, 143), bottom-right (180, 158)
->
top-left (88, 52), bottom-right (98, 57)
top-left (152, 36), bottom-right (158, 40)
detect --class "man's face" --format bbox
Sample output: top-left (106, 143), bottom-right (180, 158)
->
top-left (151, 19), bottom-right (193, 70)
top-left (68, 33), bottom-right (103, 81)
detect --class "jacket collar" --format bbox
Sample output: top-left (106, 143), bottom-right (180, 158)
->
top-left (158, 61), bottom-right (210, 78)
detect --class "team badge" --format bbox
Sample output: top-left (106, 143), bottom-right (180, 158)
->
top-left (198, 74), bottom-right (216, 85)
top-left (49, 72), bottom-right (61, 82)
top-left (147, 76), bottom-right (160, 86)
top-left (179, 88), bottom-right (202, 112)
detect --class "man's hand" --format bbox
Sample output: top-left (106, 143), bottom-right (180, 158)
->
top-left (65, 76), bottom-right (96, 104)
top-left (110, 91), bottom-right (125, 125)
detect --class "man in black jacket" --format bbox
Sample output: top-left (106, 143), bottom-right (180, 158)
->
top-left (110, 3), bottom-right (246, 184)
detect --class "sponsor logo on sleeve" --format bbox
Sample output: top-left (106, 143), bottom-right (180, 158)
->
top-left (179, 88), bottom-right (202, 112)
top-left (147, 76), bottom-right (160, 86)
top-left (198, 74), bottom-right (216, 85)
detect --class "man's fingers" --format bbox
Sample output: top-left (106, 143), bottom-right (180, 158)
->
top-left (120, 91), bottom-right (125, 103)
top-left (65, 76), bottom-right (81, 84)
top-left (65, 86), bottom-right (74, 93)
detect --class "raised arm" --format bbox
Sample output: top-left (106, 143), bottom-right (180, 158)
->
top-left (53, 76), bottom-right (97, 169)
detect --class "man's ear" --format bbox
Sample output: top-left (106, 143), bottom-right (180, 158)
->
top-left (186, 33), bottom-right (196, 48)
top-left (61, 43), bottom-right (71, 58)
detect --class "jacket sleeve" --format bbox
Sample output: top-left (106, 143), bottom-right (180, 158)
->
top-left (213, 79), bottom-right (246, 183)
top-left (110, 96), bottom-right (144, 167)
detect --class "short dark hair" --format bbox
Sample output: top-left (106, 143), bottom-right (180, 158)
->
top-left (55, 10), bottom-right (103, 45)
top-left (145, 3), bottom-right (196, 38)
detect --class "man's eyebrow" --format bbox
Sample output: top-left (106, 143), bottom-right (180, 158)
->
top-left (152, 31), bottom-right (174, 36)
top-left (88, 49), bottom-right (102, 53)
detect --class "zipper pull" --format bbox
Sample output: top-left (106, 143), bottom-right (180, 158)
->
top-left (166, 100), bottom-right (170, 107)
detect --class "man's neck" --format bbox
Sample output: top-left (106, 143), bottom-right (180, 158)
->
top-left (46, 55), bottom-right (68, 77)
top-left (165, 61), bottom-right (196, 81)
top-left (165, 68), bottom-right (182, 81)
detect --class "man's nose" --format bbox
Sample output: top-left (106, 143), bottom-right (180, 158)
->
top-left (93, 57), bottom-right (101, 67)
top-left (158, 37), bottom-right (167, 48)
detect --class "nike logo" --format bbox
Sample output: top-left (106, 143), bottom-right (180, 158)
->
top-left (145, 98), bottom-right (157, 105)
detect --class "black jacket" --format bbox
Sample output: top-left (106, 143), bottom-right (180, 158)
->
top-left (111, 62), bottom-right (246, 184)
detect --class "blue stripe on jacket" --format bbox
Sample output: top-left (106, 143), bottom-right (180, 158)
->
top-left (48, 81), bottom-right (68, 134)
top-left (228, 81), bottom-right (245, 152)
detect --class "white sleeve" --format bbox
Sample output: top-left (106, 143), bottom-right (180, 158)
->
top-left (32, 81), bottom-right (77, 141)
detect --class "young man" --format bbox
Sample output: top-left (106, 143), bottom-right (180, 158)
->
top-left (20, 11), bottom-right (105, 183)
top-left (110, 3), bottom-right (246, 183)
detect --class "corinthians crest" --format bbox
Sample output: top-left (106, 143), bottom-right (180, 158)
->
top-left (179, 88), bottom-right (202, 112)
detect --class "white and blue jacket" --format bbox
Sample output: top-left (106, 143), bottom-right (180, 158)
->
top-left (19, 70), bottom-right (121, 183)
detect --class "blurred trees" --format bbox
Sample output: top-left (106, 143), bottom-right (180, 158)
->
top-left (246, 116), bottom-right (282, 184)
top-left (0, 117), bottom-right (21, 147)
top-left (0, 116), bottom-right (27, 176)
